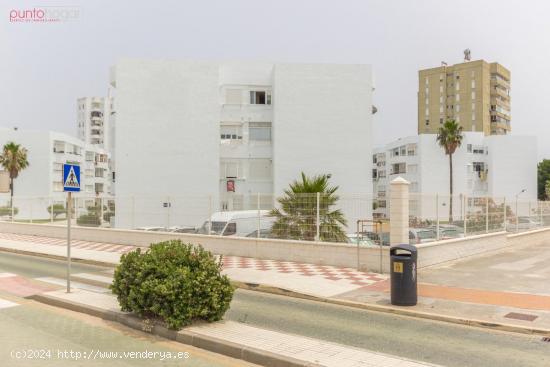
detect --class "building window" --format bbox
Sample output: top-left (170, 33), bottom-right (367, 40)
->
top-left (425, 119), bottom-right (429, 125)
top-left (472, 112), bottom-right (476, 121)
top-left (471, 91), bottom-right (476, 100)
top-left (94, 183), bottom-right (104, 193)
top-left (456, 82), bottom-right (460, 91)
top-left (220, 160), bottom-right (241, 178)
top-left (456, 104), bottom-right (460, 112)
top-left (249, 91), bottom-right (271, 105)
top-left (425, 108), bottom-right (429, 116)
top-left (391, 163), bottom-right (406, 174)
top-left (225, 89), bottom-right (242, 104)
top-left (400, 146), bottom-right (407, 156)
top-left (408, 164), bottom-right (418, 174)
top-left (471, 80), bottom-right (476, 89)
top-left (467, 144), bottom-right (472, 153)
top-left (53, 141), bottom-right (65, 153)
top-left (220, 125), bottom-right (242, 141)
top-left (440, 118), bottom-right (443, 124)
top-left (456, 94), bottom-right (460, 102)
top-left (249, 122), bottom-right (271, 142)
top-left (407, 144), bottom-right (417, 156)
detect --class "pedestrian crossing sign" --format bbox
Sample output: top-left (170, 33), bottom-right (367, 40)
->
top-left (63, 164), bottom-right (80, 192)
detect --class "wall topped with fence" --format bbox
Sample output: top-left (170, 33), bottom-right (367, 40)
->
top-left (0, 192), bottom-right (548, 246)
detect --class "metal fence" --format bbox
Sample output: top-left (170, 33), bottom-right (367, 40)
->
top-left (0, 193), bottom-right (549, 246)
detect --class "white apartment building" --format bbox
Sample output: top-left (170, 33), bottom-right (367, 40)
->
top-left (372, 132), bottom-right (537, 220)
top-left (110, 59), bottom-right (374, 229)
top-left (0, 127), bottom-right (110, 219)
top-left (77, 96), bottom-right (113, 148)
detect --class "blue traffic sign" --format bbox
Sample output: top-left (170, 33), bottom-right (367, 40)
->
top-left (63, 164), bottom-right (81, 192)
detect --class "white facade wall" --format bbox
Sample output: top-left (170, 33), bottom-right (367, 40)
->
top-left (111, 60), bottom-right (375, 230)
top-left (77, 97), bottom-right (112, 148)
top-left (273, 64), bottom-right (373, 229)
top-left (373, 132), bottom-right (537, 220)
top-left (112, 60), bottom-right (220, 228)
top-left (0, 128), bottom-right (110, 219)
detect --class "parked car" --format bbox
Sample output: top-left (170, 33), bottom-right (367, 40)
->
top-left (346, 234), bottom-right (377, 246)
top-left (246, 229), bottom-right (273, 238)
top-left (357, 231), bottom-right (390, 246)
top-left (168, 226), bottom-right (197, 233)
top-left (197, 210), bottom-right (275, 237)
top-left (135, 226), bottom-right (167, 232)
top-left (508, 217), bottom-right (541, 231)
top-left (427, 224), bottom-right (464, 239)
top-left (409, 228), bottom-right (437, 244)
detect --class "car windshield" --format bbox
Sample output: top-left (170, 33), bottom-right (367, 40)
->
top-left (198, 221), bottom-right (227, 235)
top-left (417, 230), bottom-right (436, 239)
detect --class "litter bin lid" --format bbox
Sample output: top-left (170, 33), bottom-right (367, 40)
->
top-left (390, 244), bottom-right (417, 259)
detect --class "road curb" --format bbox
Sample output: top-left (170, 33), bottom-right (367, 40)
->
top-left (30, 293), bottom-right (321, 367)
top-left (234, 282), bottom-right (550, 337)
top-left (0, 247), bottom-right (117, 268)
top-left (10, 246), bottom-right (550, 337)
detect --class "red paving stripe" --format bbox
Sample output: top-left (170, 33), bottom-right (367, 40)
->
top-left (0, 276), bottom-right (59, 297)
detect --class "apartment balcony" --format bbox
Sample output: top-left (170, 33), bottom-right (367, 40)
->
top-left (491, 87), bottom-right (510, 100)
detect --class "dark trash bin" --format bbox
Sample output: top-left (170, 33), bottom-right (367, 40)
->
top-left (390, 244), bottom-right (417, 306)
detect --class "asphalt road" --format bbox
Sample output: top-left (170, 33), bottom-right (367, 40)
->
top-left (1, 251), bottom-right (549, 367)
top-left (0, 252), bottom-right (255, 367)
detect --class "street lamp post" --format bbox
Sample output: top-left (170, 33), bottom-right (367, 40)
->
top-left (515, 189), bottom-right (526, 233)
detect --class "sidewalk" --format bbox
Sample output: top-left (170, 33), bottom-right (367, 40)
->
top-left (0, 231), bottom-right (549, 334)
top-left (31, 288), bottom-right (440, 367)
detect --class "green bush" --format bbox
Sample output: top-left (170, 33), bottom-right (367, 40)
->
top-left (76, 214), bottom-right (101, 227)
top-left (110, 240), bottom-right (234, 330)
top-left (103, 211), bottom-right (114, 223)
top-left (0, 206), bottom-right (18, 216)
top-left (47, 204), bottom-right (65, 219)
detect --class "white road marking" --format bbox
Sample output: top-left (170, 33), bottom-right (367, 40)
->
top-left (0, 298), bottom-right (18, 309)
top-left (35, 277), bottom-right (109, 293)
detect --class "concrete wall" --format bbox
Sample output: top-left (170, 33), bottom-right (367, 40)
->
top-left (0, 221), bottom-right (389, 272)
top-left (112, 60), bottom-right (220, 229)
top-left (272, 64), bottom-right (373, 230)
top-left (3, 222), bottom-right (549, 273)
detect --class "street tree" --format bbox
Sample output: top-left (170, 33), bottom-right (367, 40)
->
top-left (436, 120), bottom-right (464, 222)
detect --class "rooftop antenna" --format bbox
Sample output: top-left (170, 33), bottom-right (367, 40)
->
top-left (464, 49), bottom-right (471, 62)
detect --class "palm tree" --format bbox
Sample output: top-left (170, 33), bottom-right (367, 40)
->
top-left (0, 142), bottom-right (29, 209)
top-left (436, 120), bottom-right (464, 222)
top-left (270, 172), bottom-right (347, 242)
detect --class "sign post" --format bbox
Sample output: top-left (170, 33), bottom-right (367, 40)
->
top-left (63, 164), bottom-right (80, 293)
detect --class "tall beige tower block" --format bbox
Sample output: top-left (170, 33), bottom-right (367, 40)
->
top-left (390, 177), bottom-right (410, 246)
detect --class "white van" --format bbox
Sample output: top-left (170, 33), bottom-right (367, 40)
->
top-left (197, 210), bottom-right (274, 237)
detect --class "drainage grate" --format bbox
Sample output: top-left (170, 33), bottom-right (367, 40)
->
top-left (504, 312), bottom-right (538, 322)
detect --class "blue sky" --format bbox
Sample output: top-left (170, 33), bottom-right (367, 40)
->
top-left (2, 0), bottom-right (549, 158)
